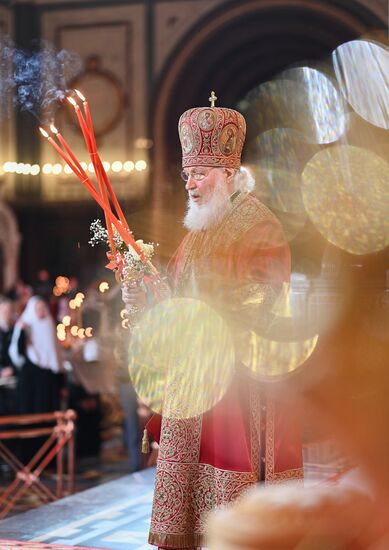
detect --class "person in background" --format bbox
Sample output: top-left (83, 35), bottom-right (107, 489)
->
top-left (0, 297), bottom-right (19, 416)
top-left (114, 323), bottom-right (141, 473)
top-left (68, 308), bottom-right (114, 461)
top-left (6, 279), bottom-right (33, 317)
top-left (8, 296), bottom-right (63, 463)
top-left (9, 295), bottom-right (63, 415)
top-left (34, 269), bottom-right (53, 303)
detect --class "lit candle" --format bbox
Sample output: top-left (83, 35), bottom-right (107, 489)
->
top-left (43, 98), bottom-right (146, 261)
top-left (75, 89), bottom-right (97, 153)
top-left (97, 157), bottom-right (130, 230)
top-left (67, 96), bottom-right (92, 150)
top-left (39, 127), bottom-right (130, 250)
top-left (74, 90), bottom-right (129, 231)
top-left (50, 124), bottom-right (86, 179)
top-left (49, 124), bottom-right (119, 248)
top-left (39, 127), bottom-right (81, 177)
top-left (67, 95), bottom-right (115, 250)
top-left (73, 91), bottom-right (117, 219)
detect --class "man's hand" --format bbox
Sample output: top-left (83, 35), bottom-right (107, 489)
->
top-left (121, 282), bottom-right (147, 311)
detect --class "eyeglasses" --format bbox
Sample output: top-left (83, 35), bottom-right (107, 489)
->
top-left (180, 168), bottom-right (214, 182)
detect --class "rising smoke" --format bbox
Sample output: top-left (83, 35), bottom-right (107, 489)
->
top-left (0, 36), bottom-right (83, 121)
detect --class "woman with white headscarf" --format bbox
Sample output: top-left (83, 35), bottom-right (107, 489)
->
top-left (9, 295), bottom-right (63, 414)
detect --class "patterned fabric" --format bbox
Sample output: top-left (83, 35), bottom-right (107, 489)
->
top-left (265, 398), bottom-right (304, 484)
top-left (173, 192), bottom-right (278, 294)
top-left (178, 106), bottom-right (246, 169)
top-left (148, 193), bottom-right (303, 548)
top-left (150, 461), bottom-right (257, 548)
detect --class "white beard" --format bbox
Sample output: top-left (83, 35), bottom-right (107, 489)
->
top-left (183, 180), bottom-right (232, 231)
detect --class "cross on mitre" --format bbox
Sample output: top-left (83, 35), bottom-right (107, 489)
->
top-left (209, 91), bottom-right (217, 108)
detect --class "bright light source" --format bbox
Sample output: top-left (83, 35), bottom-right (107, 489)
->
top-left (123, 161), bottom-right (135, 172)
top-left (120, 309), bottom-right (128, 319)
top-left (112, 161), bottom-right (122, 173)
top-left (39, 127), bottom-right (49, 138)
top-left (74, 89), bottom-right (86, 102)
top-left (134, 138), bottom-right (153, 149)
top-left (42, 163), bottom-right (53, 175)
top-left (3, 162), bottom-right (16, 173)
top-left (99, 281), bottom-right (109, 293)
top-left (52, 163), bottom-right (62, 175)
top-left (135, 160), bottom-right (147, 171)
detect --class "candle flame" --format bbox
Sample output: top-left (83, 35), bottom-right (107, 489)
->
top-left (67, 96), bottom-right (77, 107)
top-left (74, 89), bottom-right (86, 102)
top-left (39, 127), bottom-right (49, 138)
top-left (50, 124), bottom-right (58, 134)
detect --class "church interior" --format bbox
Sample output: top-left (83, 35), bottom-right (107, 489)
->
top-left (0, 0), bottom-right (388, 548)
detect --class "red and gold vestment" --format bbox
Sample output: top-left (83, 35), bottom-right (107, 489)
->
top-left (147, 192), bottom-right (303, 549)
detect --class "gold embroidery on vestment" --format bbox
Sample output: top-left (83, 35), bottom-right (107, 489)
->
top-left (265, 398), bottom-right (304, 484)
top-left (150, 461), bottom-right (257, 547)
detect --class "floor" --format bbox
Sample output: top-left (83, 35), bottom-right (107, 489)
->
top-left (0, 467), bottom-right (155, 550)
top-left (0, 442), bottom-right (334, 549)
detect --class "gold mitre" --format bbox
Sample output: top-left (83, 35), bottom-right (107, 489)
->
top-left (178, 91), bottom-right (246, 169)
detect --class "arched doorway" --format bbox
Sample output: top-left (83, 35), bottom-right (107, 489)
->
top-left (151, 0), bottom-right (384, 256)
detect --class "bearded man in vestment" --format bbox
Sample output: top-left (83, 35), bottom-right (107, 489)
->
top-left (123, 94), bottom-right (303, 550)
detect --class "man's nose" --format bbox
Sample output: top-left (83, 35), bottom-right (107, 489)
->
top-left (185, 176), bottom-right (196, 191)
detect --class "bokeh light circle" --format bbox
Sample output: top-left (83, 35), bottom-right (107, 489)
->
top-left (128, 298), bottom-right (235, 419)
top-left (281, 66), bottom-right (346, 144)
top-left (239, 68), bottom-right (345, 145)
top-left (333, 39), bottom-right (389, 130)
top-left (239, 331), bottom-right (318, 379)
top-left (302, 145), bottom-right (389, 255)
top-left (249, 127), bottom-right (318, 215)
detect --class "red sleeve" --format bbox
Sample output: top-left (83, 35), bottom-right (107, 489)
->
top-left (146, 413), bottom-right (162, 443)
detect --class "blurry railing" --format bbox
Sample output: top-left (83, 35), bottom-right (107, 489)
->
top-left (0, 410), bottom-right (76, 518)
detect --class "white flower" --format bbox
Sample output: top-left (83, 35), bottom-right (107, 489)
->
top-left (136, 239), bottom-right (154, 260)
